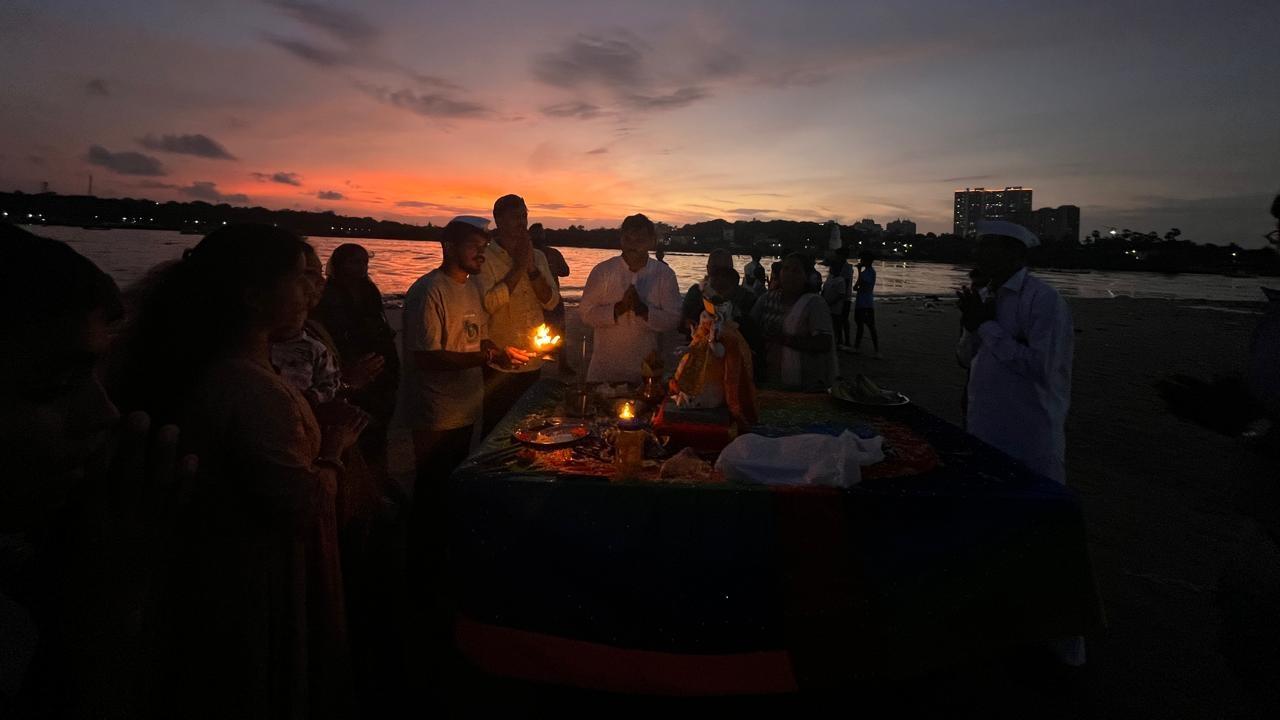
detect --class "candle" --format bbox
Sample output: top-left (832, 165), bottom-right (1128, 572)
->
top-left (616, 400), bottom-right (645, 430)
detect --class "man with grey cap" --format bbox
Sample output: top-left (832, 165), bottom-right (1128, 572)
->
top-left (956, 220), bottom-right (1074, 485)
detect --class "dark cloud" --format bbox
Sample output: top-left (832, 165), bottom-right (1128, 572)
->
top-left (408, 72), bottom-right (463, 92)
top-left (180, 181), bottom-right (249, 204)
top-left (362, 85), bottom-right (492, 119)
top-left (138, 133), bottom-right (237, 160)
top-left (264, 34), bottom-right (346, 68)
top-left (86, 145), bottom-right (166, 176)
top-left (727, 208), bottom-right (776, 215)
top-left (533, 203), bottom-right (590, 210)
top-left (586, 147), bottom-right (608, 155)
top-left (533, 33), bottom-right (646, 90)
top-left (395, 200), bottom-right (485, 215)
top-left (135, 180), bottom-right (177, 189)
top-left (317, 190), bottom-right (344, 200)
top-left (263, 0), bottom-right (379, 46)
top-left (938, 174), bottom-right (997, 184)
top-left (534, 32), bottom-right (718, 115)
top-left (541, 101), bottom-right (606, 119)
top-left (84, 78), bottom-right (110, 97)
top-left (251, 171), bottom-right (302, 186)
top-left (623, 86), bottom-right (709, 111)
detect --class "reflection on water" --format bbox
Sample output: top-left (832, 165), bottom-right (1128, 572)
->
top-left (33, 226), bottom-right (1271, 304)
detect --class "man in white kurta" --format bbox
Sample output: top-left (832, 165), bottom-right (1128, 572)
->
top-left (580, 214), bottom-right (682, 383)
top-left (957, 220), bottom-right (1073, 484)
top-left (958, 220), bottom-right (1081, 667)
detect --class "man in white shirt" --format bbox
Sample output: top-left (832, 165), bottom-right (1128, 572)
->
top-left (476, 194), bottom-right (560, 434)
top-left (957, 220), bottom-right (1073, 485)
top-left (580, 214), bottom-right (683, 383)
top-left (957, 220), bottom-right (1082, 668)
top-left (402, 218), bottom-right (527, 566)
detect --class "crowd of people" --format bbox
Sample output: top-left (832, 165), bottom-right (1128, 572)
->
top-left (4, 192), bottom-right (1276, 717)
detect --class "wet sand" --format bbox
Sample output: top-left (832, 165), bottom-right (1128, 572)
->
top-left (385, 296), bottom-right (1279, 716)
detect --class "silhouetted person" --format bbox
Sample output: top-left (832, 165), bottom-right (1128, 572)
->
top-left (314, 243), bottom-right (399, 481)
top-left (476, 195), bottom-right (559, 435)
top-left (1247, 194), bottom-right (1280, 444)
top-left (822, 258), bottom-right (849, 347)
top-left (0, 224), bottom-right (197, 718)
top-left (852, 251), bottom-right (880, 356)
top-left (705, 265), bottom-right (757, 325)
top-left (804, 254), bottom-right (823, 294)
top-left (530, 222), bottom-right (574, 373)
top-left (750, 253), bottom-right (836, 391)
top-left (743, 247), bottom-right (764, 294)
top-left (655, 247), bottom-right (667, 264)
top-left (402, 218), bottom-right (528, 533)
top-left (114, 224), bottom-right (367, 719)
top-left (956, 220), bottom-right (1073, 484)
top-left (833, 246), bottom-right (854, 348)
top-left (767, 260), bottom-right (782, 291)
top-left (750, 265), bottom-right (768, 297)
top-left (580, 214), bottom-right (682, 383)
top-left (681, 248), bottom-right (734, 337)
top-left (275, 244), bottom-right (393, 714)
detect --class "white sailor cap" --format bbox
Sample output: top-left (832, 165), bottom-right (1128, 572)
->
top-left (976, 219), bottom-right (1040, 248)
top-left (451, 215), bottom-right (491, 230)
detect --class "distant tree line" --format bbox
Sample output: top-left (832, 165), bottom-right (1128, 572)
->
top-left (4, 190), bottom-right (1276, 276)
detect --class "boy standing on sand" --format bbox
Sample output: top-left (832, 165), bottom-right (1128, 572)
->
top-left (852, 251), bottom-right (880, 356)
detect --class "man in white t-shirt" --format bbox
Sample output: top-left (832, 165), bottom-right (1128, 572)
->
top-left (401, 218), bottom-right (528, 513)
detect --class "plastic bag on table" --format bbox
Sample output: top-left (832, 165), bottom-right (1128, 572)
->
top-left (714, 430), bottom-right (884, 488)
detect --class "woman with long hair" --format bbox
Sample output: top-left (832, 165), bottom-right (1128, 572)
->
top-left (113, 224), bottom-right (364, 719)
top-left (314, 243), bottom-right (399, 482)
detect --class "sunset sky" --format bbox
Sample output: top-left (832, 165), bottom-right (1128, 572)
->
top-left (2, 0), bottom-right (1277, 244)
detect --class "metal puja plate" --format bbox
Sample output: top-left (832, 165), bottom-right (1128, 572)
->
top-left (513, 417), bottom-right (592, 447)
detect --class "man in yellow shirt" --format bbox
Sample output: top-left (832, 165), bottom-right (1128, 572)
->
top-left (477, 194), bottom-right (560, 433)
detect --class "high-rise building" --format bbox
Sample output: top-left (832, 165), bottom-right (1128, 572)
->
top-left (853, 218), bottom-right (883, 236)
top-left (953, 186), bottom-right (1033, 237)
top-left (886, 218), bottom-right (917, 237)
top-left (1029, 205), bottom-right (1080, 244)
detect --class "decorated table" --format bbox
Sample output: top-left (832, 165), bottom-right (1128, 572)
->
top-left (446, 379), bottom-right (1103, 695)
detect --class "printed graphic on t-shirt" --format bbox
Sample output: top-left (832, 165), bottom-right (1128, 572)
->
top-left (463, 313), bottom-right (481, 347)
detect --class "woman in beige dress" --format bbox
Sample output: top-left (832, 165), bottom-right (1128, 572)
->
top-left (114, 224), bottom-right (366, 719)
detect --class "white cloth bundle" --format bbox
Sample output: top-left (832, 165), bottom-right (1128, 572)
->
top-left (714, 431), bottom-right (884, 488)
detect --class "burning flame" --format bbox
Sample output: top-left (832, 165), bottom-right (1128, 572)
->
top-left (532, 323), bottom-right (561, 352)
top-left (618, 401), bottom-right (635, 420)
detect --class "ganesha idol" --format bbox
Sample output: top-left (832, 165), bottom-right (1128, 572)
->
top-left (657, 297), bottom-right (758, 449)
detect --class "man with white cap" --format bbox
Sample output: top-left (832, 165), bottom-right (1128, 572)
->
top-left (401, 216), bottom-right (529, 498)
top-left (957, 220), bottom-right (1074, 485)
top-left (957, 219), bottom-right (1082, 668)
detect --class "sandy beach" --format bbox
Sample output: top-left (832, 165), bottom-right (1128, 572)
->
top-left (385, 295), bottom-right (1279, 716)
